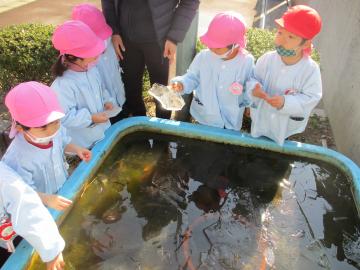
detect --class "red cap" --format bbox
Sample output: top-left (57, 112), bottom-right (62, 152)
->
top-left (275, 5), bottom-right (322, 40)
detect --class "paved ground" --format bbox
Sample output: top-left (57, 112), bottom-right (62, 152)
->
top-left (0, 0), bottom-right (100, 28)
top-left (0, 0), bottom-right (258, 35)
top-left (0, 0), bottom-right (37, 14)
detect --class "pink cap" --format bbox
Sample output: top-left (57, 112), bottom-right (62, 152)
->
top-left (72, 3), bottom-right (112, 40)
top-left (5, 82), bottom-right (64, 138)
top-left (200, 11), bottom-right (246, 49)
top-left (52, 20), bottom-right (105, 58)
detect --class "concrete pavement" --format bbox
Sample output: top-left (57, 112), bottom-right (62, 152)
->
top-left (0, 0), bottom-right (100, 28)
top-left (0, 0), bottom-right (257, 35)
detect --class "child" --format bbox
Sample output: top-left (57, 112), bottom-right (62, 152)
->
top-left (0, 162), bottom-right (65, 269)
top-left (247, 5), bottom-right (322, 145)
top-left (170, 12), bottom-right (253, 130)
top-left (51, 20), bottom-right (114, 148)
top-left (2, 81), bottom-right (91, 211)
top-left (71, 3), bottom-right (126, 124)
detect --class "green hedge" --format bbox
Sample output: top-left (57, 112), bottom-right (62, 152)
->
top-left (0, 24), bottom-right (319, 94)
top-left (0, 24), bottom-right (57, 92)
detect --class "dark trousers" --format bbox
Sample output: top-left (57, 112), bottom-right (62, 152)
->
top-left (120, 38), bottom-right (171, 119)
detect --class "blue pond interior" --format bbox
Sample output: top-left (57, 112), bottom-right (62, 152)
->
top-left (28, 131), bottom-right (360, 270)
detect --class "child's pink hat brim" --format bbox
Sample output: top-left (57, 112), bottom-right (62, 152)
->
top-left (72, 3), bottom-right (113, 41)
top-left (199, 11), bottom-right (246, 49)
top-left (62, 37), bottom-right (105, 58)
top-left (52, 20), bottom-right (106, 58)
top-left (5, 81), bottom-right (65, 138)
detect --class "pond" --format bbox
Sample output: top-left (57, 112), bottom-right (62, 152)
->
top-left (28, 131), bottom-right (360, 270)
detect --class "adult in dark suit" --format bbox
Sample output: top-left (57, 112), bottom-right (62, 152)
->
top-left (101, 0), bottom-right (200, 119)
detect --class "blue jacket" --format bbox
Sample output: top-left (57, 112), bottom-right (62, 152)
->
top-left (96, 38), bottom-right (126, 108)
top-left (0, 162), bottom-right (64, 262)
top-left (246, 51), bottom-right (322, 145)
top-left (172, 49), bottom-right (254, 130)
top-left (2, 127), bottom-right (71, 194)
top-left (51, 67), bottom-right (111, 148)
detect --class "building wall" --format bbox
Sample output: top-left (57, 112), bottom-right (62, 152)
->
top-left (310, 0), bottom-right (360, 165)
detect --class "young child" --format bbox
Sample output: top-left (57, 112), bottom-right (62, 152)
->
top-left (71, 3), bottom-right (126, 124)
top-left (0, 162), bottom-right (65, 269)
top-left (247, 5), bottom-right (322, 145)
top-left (2, 81), bottom-right (91, 211)
top-left (170, 12), bottom-right (254, 130)
top-left (51, 20), bottom-right (114, 148)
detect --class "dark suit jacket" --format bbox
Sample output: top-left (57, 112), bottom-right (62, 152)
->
top-left (101, 0), bottom-right (199, 45)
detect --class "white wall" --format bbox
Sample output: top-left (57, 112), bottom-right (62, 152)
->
top-left (310, 0), bottom-right (360, 165)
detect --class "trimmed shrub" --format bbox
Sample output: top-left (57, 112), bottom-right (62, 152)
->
top-left (245, 28), bottom-right (276, 60)
top-left (0, 24), bottom-right (57, 92)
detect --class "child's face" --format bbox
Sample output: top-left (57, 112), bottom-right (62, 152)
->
top-left (18, 119), bottom-right (61, 138)
top-left (209, 45), bottom-right (239, 60)
top-left (76, 55), bottom-right (99, 68)
top-left (275, 26), bottom-right (310, 52)
top-left (210, 47), bottom-right (230, 56)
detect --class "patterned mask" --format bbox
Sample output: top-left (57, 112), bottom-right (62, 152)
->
top-left (275, 45), bottom-right (296, 57)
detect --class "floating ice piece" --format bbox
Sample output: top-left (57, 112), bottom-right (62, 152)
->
top-left (264, 247), bottom-right (275, 268)
top-left (149, 83), bottom-right (185, 111)
top-left (291, 229), bottom-right (305, 238)
top-left (317, 253), bottom-right (330, 269)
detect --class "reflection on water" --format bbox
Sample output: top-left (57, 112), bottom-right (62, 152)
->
top-left (28, 132), bottom-right (360, 270)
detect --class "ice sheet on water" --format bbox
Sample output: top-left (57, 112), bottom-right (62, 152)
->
top-left (343, 230), bottom-right (360, 264)
top-left (149, 83), bottom-right (185, 111)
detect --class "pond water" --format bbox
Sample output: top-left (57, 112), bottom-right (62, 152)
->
top-left (28, 132), bottom-right (360, 270)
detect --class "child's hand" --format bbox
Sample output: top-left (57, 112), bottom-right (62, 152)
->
top-left (266, 95), bottom-right (285, 109)
top-left (252, 84), bottom-right (268, 100)
top-left (104, 102), bottom-right (113, 111)
top-left (46, 252), bottom-right (65, 270)
top-left (76, 148), bottom-right (92, 162)
top-left (41, 194), bottom-right (72, 211)
top-left (92, 112), bottom-right (109, 123)
top-left (170, 82), bottom-right (183, 92)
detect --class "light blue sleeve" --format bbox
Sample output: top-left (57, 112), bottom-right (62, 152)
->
top-left (52, 80), bottom-right (93, 128)
top-left (2, 150), bottom-right (36, 190)
top-left (0, 164), bottom-right (65, 262)
top-left (101, 83), bottom-right (116, 105)
top-left (170, 52), bottom-right (202, 95)
top-left (240, 55), bottom-right (255, 107)
top-left (280, 63), bottom-right (322, 116)
top-left (59, 126), bottom-right (72, 150)
top-left (245, 54), bottom-right (268, 106)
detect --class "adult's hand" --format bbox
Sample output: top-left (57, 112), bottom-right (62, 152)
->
top-left (163, 40), bottom-right (177, 65)
top-left (112, 34), bottom-right (126, 60)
